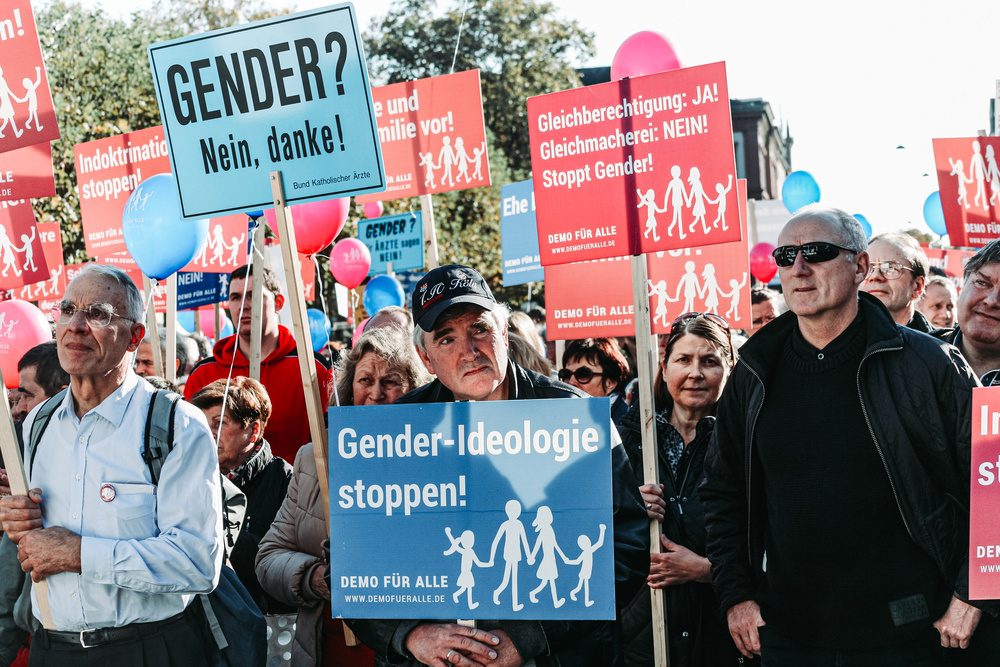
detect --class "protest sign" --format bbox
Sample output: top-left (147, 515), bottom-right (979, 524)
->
top-left (357, 211), bottom-right (424, 274)
top-left (329, 399), bottom-right (615, 620)
top-left (544, 256), bottom-right (635, 339)
top-left (176, 271), bottom-right (229, 310)
top-left (0, 199), bottom-right (47, 290)
top-left (922, 246), bottom-right (975, 280)
top-left (932, 137), bottom-right (1000, 247)
top-left (971, 386), bottom-right (1000, 598)
top-left (74, 126), bottom-right (171, 256)
top-left (527, 62), bottom-right (738, 265)
top-left (501, 180), bottom-right (543, 286)
top-left (5, 221), bottom-right (63, 302)
top-left (356, 70), bottom-right (490, 204)
top-left (148, 3), bottom-right (385, 219)
top-left (182, 213), bottom-right (250, 273)
top-left (0, 142), bottom-right (54, 200)
top-left (0, 1), bottom-right (59, 155)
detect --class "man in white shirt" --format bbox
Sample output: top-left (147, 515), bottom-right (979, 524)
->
top-left (0, 264), bottom-right (223, 664)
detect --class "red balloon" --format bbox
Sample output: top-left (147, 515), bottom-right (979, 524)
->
top-left (331, 238), bottom-right (371, 289)
top-left (749, 243), bottom-right (777, 283)
top-left (363, 201), bottom-right (384, 219)
top-left (264, 197), bottom-right (350, 255)
top-left (0, 300), bottom-right (53, 388)
top-left (352, 318), bottom-right (370, 347)
top-left (611, 31), bottom-right (680, 81)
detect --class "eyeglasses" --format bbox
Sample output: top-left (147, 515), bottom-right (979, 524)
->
top-left (53, 302), bottom-right (133, 328)
top-left (772, 242), bottom-right (854, 267)
top-left (867, 260), bottom-right (914, 280)
top-left (558, 367), bottom-right (604, 384)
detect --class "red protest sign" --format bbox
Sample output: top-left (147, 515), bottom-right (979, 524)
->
top-left (923, 246), bottom-right (975, 280)
top-left (544, 256), bottom-right (635, 340)
top-left (528, 62), bottom-right (738, 265)
top-left (74, 126), bottom-right (171, 256)
top-left (971, 386), bottom-right (1000, 599)
top-left (0, 1), bottom-right (59, 154)
top-left (0, 142), bottom-right (53, 200)
top-left (6, 220), bottom-right (63, 301)
top-left (356, 70), bottom-right (490, 203)
top-left (932, 137), bottom-right (1000, 247)
top-left (0, 199), bottom-right (47, 290)
top-left (182, 214), bottom-right (248, 273)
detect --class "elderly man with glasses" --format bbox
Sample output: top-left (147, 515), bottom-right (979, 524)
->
top-left (860, 232), bottom-right (934, 332)
top-left (700, 205), bottom-right (983, 665)
top-left (0, 264), bottom-right (223, 665)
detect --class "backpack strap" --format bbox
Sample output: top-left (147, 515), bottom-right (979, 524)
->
top-left (27, 388), bottom-right (69, 476)
top-left (143, 390), bottom-right (180, 485)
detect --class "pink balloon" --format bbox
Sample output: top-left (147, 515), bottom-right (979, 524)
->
top-left (331, 238), bottom-right (372, 289)
top-left (264, 197), bottom-right (350, 256)
top-left (611, 31), bottom-right (680, 81)
top-left (363, 202), bottom-right (384, 219)
top-left (0, 300), bottom-right (53, 388)
top-left (749, 243), bottom-right (778, 283)
top-left (352, 318), bottom-right (370, 347)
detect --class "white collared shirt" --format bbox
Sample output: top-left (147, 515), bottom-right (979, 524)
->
top-left (24, 372), bottom-right (223, 630)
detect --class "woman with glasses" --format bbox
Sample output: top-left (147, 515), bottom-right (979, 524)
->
top-left (620, 313), bottom-right (746, 667)
top-left (559, 338), bottom-right (631, 430)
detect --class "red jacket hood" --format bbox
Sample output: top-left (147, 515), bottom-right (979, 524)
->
top-left (211, 325), bottom-right (300, 367)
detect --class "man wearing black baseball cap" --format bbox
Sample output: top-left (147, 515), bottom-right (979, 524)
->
top-left (347, 264), bottom-right (649, 667)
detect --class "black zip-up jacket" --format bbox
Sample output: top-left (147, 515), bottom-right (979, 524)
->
top-left (701, 292), bottom-right (978, 615)
top-left (347, 361), bottom-right (650, 667)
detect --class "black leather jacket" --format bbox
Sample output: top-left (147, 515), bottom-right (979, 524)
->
top-left (347, 361), bottom-right (650, 667)
top-left (701, 293), bottom-right (978, 614)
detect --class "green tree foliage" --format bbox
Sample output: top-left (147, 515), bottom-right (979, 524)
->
top-left (365, 0), bottom-right (594, 303)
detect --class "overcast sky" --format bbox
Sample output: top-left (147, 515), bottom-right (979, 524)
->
top-left (85, 0), bottom-right (1000, 238)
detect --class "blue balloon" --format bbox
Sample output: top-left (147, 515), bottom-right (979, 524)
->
top-left (307, 308), bottom-right (332, 353)
top-left (122, 174), bottom-right (210, 280)
top-left (363, 275), bottom-right (405, 315)
top-left (853, 214), bottom-right (872, 239)
top-left (923, 191), bottom-right (947, 236)
top-left (781, 170), bottom-right (821, 214)
top-left (246, 210), bottom-right (264, 218)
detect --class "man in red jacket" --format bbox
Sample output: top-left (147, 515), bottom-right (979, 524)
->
top-left (185, 264), bottom-right (333, 462)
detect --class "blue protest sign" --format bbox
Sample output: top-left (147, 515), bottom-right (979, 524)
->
top-left (357, 211), bottom-right (424, 274)
top-left (148, 3), bottom-right (385, 220)
top-left (501, 180), bottom-right (543, 285)
top-left (176, 271), bottom-right (229, 310)
top-left (328, 398), bottom-right (615, 620)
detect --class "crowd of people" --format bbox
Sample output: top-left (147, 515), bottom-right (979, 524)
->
top-left (0, 203), bottom-right (993, 667)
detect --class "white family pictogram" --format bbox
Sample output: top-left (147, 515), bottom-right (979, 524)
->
top-left (443, 499), bottom-right (607, 611)
top-left (638, 166), bottom-right (735, 241)
top-left (419, 136), bottom-right (486, 189)
top-left (949, 140), bottom-right (1000, 212)
top-left (192, 225), bottom-right (245, 268)
top-left (647, 264), bottom-right (748, 322)
top-left (0, 65), bottom-right (43, 139)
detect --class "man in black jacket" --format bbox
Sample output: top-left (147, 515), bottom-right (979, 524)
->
top-left (701, 206), bottom-right (981, 665)
top-left (347, 265), bottom-right (649, 667)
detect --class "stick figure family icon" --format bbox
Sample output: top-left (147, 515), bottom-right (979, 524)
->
top-left (444, 499), bottom-right (606, 611)
top-left (0, 225), bottom-right (37, 278)
top-left (948, 140), bottom-right (1000, 212)
top-left (418, 136), bottom-right (487, 189)
top-left (190, 224), bottom-right (246, 268)
top-left (648, 261), bottom-right (748, 324)
top-left (0, 65), bottom-right (44, 138)
top-left (638, 167), bottom-right (733, 241)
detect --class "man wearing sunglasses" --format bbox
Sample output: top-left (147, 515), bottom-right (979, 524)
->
top-left (702, 205), bottom-right (981, 664)
top-left (0, 264), bottom-right (223, 664)
top-left (347, 264), bottom-right (648, 667)
top-left (860, 232), bottom-right (934, 332)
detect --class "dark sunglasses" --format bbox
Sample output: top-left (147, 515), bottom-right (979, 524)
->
top-left (771, 241), bottom-right (854, 267)
top-left (558, 367), bottom-right (604, 384)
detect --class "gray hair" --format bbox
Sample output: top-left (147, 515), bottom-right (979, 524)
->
top-left (923, 275), bottom-right (958, 299)
top-left (786, 204), bottom-right (868, 256)
top-left (964, 239), bottom-right (1000, 280)
top-left (412, 301), bottom-right (511, 354)
top-left (868, 232), bottom-right (929, 279)
top-left (337, 325), bottom-right (430, 405)
top-left (75, 264), bottom-right (144, 322)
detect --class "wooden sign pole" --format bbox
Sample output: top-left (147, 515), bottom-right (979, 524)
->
top-left (420, 194), bottom-right (440, 270)
top-left (165, 273), bottom-right (177, 384)
top-left (631, 254), bottom-right (670, 667)
top-left (249, 221), bottom-right (267, 381)
top-left (141, 276), bottom-right (164, 379)
top-left (0, 366), bottom-right (54, 629)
